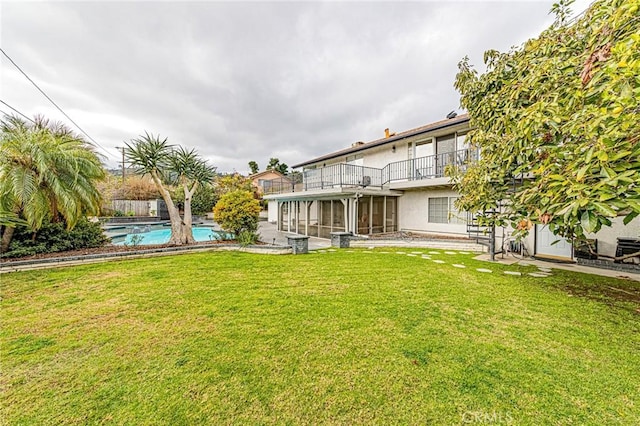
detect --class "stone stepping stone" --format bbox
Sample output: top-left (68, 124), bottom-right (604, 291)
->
top-left (538, 267), bottom-right (552, 272)
top-left (452, 264), bottom-right (466, 268)
top-left (411, 251), bottom-right (423, 254)
top-left (432, 260), bottom-right (446, 264)
top-left (379, 251), bottom-right (390, 254)
top-left (328, 249), bottom-right (336, 252)
top-left (428, 251), bottom-right (441, 255)
top-left (421, 255), bottom-right (431, 259)
top-left (346, 250), bottom-right (355, 253)
top-left (458, 251), bottom-right (470, 255)
top-left (476, 268), bottom-right (493, 273)
top-left (518, 261), bottom-right (533, 267)
top-left (444, 251), bottom-right (458, 255)
top-left (362, 251), bottom-right (374, 254)
top-left (368, 246), bottom-right (375, 250)
top-left (504, 271), bottom-right (522, 276)
top-left (528, 272), bottom-right (550, 277)
top-left (407, 254), bottom-right (418, 257)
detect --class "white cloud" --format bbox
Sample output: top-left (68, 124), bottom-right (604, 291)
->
top-left (1, 1), bottom-right (568, 173)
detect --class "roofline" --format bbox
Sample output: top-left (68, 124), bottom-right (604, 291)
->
top-left (249, 169), bottom-right (287, 179)
top-left (292, 115), bottom-right (470, 169)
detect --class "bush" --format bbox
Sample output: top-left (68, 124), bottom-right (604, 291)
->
top-left (237, 230), bottom-right (260, 247)
top-left (174, 184), bottom-right (218, 215)
top-left (2, 218), bottom-right (110, 258)
top-left (213, 190), bottom-right (261, 237)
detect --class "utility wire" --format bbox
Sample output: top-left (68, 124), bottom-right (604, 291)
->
top-left (0, 47), bottom-right (118, 160)
top-left (0, 99), bottom-right (36, 123)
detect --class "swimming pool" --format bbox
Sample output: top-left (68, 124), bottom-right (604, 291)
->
top-left (115, 227), bottom-right (231, 245)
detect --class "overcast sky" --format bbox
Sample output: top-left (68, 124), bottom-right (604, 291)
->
top-left (0, 0), bottom-right (591, 173)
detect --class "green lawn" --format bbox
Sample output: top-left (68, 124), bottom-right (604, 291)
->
top-left (2, 249), bottom-right (639, 425)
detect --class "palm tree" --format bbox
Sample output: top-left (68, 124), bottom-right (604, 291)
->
top-left (125, 133), bottom-right (216, 245)
top-left (0, 115), bottom-right (105, 252)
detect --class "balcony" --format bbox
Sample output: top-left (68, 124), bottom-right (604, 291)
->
top-left (383, 148), bottom-right (478, 183)
top-left (264, 148), bottom-right (478, 195)
top-left (303, 163), bottom-right (383, 191)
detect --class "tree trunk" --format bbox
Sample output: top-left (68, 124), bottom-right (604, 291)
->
top-left (150, 171), bottom-right (187, 245)
top-left (181, 182), bottom-right (198, 244)
top-left (1, 226), bottom-right (15, 254)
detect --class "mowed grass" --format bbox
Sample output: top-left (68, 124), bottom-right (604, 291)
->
top-left (2, 249), bottom-right (640, 425)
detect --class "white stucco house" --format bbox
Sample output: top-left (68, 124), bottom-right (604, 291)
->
top-left (264, 114), bottom-right (640, 263)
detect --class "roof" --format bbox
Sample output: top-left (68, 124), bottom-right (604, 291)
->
top-left (249, 169), bottom-right (290, 180)
top-left (292, 114), bottom-right (470, 169)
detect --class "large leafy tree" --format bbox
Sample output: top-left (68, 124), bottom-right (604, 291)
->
top-left (125, 133), bottom-right (216, 245)
top-left (266, 157), bottom-right (289, 175)
top-left (0, 115), bottom-right (105, 252)
top-left (214, 173), bottom-right (255, 198)
top-left (451, 0), bottom-right (640, 245)
top-left (248, 161), bottom-right (259, 174)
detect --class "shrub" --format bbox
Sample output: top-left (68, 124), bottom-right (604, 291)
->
top-left (237, 230), bottom-right (260, 247)
top-left (174, 184), bottom-right (218, 215)
top-left (2, 218), bottom-right (110, 258)
top-left (213, 190), bottom-right (261, 237)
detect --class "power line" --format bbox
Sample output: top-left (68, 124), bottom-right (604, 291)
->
top-left (0, 99), bottom-right (36, 123)
top-left (0, 47), bottom-right (117, 160)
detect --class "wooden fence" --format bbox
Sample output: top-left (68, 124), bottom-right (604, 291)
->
top-left (109, 200), bottom-right (150, 216)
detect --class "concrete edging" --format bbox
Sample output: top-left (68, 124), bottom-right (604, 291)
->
top-left (0, 243), bottom-right (292, 273)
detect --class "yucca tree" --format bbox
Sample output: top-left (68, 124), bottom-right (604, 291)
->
top-left (0, 115), bottom-right (106, 252)
top-left (125, 133), bottom-right (216, 245)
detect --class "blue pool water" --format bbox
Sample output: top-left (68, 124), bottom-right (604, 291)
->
top-left (116, 227), bottom-right (229, 245)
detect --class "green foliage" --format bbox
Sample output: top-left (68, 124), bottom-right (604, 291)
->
top-left (0, 115), bottom-right (106, 249)
top-left (451, 0), bottom-right (640, 241)
top-left (0, 210), bottom-right (27, 228)
top-left (213, 190), bottom-right (261, 236)
top-left (236, 230), bottom-right (260, 247)
top-left (125, 234), bottom-right (145, 247)
top-left (214, 173), bottom-right (255, 197)
top-left (173, 184), bottom-right (218, 215)
top-left (248, 161), bottom-right (259, 175)
top-left (266, 157), bottom-right (289, 175)
top-left (2, 217), bottom-right (109, 258)
top-left (125, 133), bottom-right (217, 245)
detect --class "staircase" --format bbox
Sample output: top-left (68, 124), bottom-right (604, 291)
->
top-left (466, 212), bottom-right (493, 249)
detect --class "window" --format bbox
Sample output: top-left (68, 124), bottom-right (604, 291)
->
top-left (428, 197), bottom-right (448, 223)
top-left (428, 196), bottom-right (466, 224)
top-left (448, 197), bottom-right (465, 224)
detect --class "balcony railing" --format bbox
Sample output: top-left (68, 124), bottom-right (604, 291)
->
top-left (262, 174), bottom-right (303, 195)
top-left (303, 163), bottom-right (383, 190)
top-left (383, 148), bottom-right (478, 183)
top-left (263, 148), bottom-right (478, 195)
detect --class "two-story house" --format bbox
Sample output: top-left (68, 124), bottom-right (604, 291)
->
top-left (264, 114), bottom-right (473, 240)
top-left (264, 113), bottom-right (640, 265)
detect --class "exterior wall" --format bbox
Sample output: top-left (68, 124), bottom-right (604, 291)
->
top-left (517, 215), bottom-right (640, 259)
top-left (586, 216), bottom-right (640, 258)
top-left (267, 200), bottom-right (278, 223)
top-left (361, 142), bottom-right (409, 169)
top-left (398, 188), bottom-right (467, 236)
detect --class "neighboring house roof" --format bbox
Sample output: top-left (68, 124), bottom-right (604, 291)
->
top-left (249, 169), bottom-right (290, 181)
top-left (293, 114), bottom-right (470, 169)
